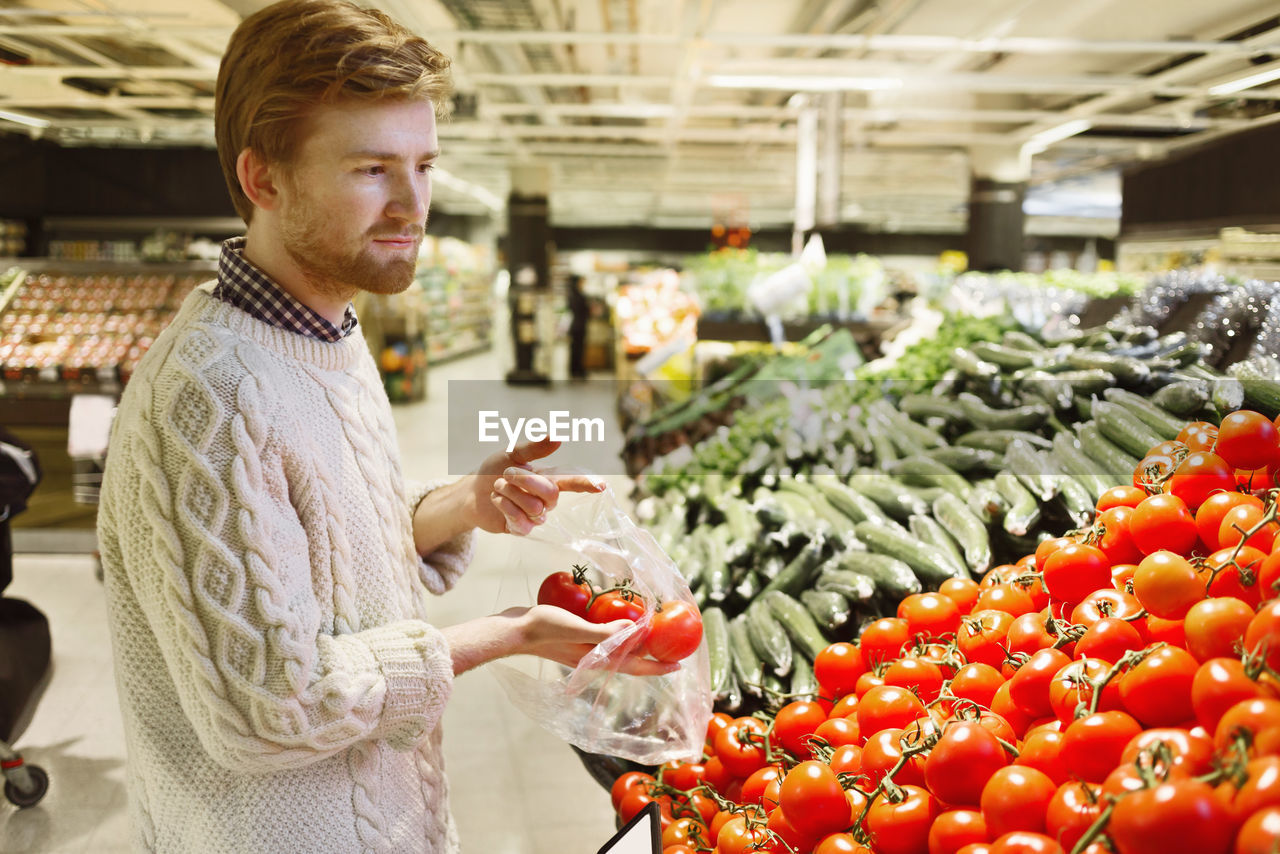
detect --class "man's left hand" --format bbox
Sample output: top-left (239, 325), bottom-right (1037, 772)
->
top-left (470, 438), bottom-right (604, 536)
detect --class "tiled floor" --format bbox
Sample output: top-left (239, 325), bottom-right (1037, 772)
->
top-left (2, 345), bottom-right (632, 852)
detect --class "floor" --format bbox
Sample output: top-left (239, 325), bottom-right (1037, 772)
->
top-left (1, 342), bottom-right (635, 853)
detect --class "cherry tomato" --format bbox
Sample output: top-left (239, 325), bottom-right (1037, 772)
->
top-left (779, 759), bottom-right (850, 840)
top-left (863, 727), bottom-right (926, 788)
top-left (662, 817), bottom-right (708, 850)
top-left (940, 577), bottom-right (983, 613)
top-left (1119, 727), bottom-right (1215, 778)
top-left (1197, 492), bottom-right (1263, 551)
top-left (1201, 546), bottom-right (1267, 608)
top-left (858, 684), bottom-right (928, 737)
top-left (1235, 805), bottom-right (1280, 854)
top-left (645, 600), bottom-right (703, 662)
top-left (829, 743), bottom-right (863, 776)
top-left (1094, 506), bottom-right (1144, 565)
top-left (866, 784), bottom-right (938, 854)
top-left (713, 716), bottom-right (768, 778)
top-left (814, 642), bottom-right (866, 699)
top-left (1014, 728), bottom-right (1068, 785)
top-left (928, 809), bottom-right (989, 854)
top-left (990, 680), bottom-right (1034, 739)
top-left (975, 582), bottom-right (1039, 617)
top-left (1131, 493), bottom-right (1198, 556)
top-left (1097, 485), bottom-right (1148, 512)
top-left (701, 755), bottom-right (732, 792)
top-left (740, 764), bottom-right (784, 808)
top-left (1258, 550), bottom-right (1280, 603)
top-left (772, 700), bottom-right (828, 759)
top-left (537, 570), bottom-right (592, 617)
top-left (899, 592), bottom-right (963, 639)
top-left (813, 715), bottom-right (861, 749)
top-left (1071, 588), bottom-right (1145, 627)
top-left (1218, 504), bottom-right (1279, 553)
top-left (861, 617), bottom-right (913, 666)
top-left (611, 771), bottom-right (654, 810)
top-left (1044, 781), bottom-right (1102, 851)
top-left (1222, 756), bottom-right (1280, 820)
top-left (980, 765), bottom-right (1056, 838)
top-left (1144, 613), bottom-right (1188, 647)
top-left (1107, 779), bottom-right (1234, 854)
top-left (1215, 698), bottom-right (1280, 752)
top-left (816, 832), bottom-right (873, 854)
top-left (660, 759), bottom-right (706, 791)
top-left (1217, 410), bottom-right (1280, 470)
top-left (856, 671), bottom-right (886, 697)
top-left (1049, 658), bottom-right (1123, 724)
top-left (958, 610), bottom-right (1017, 669)
top-left (713, 815), bottom-right (772, 854)
top-left (1246, 601), bottom-right (1280, 671)
top-left (884, 657), bottom-right (946, 704)
top-left (1004, 612), bottom-right (1058, 669)
top-left (923, 721), bottom-right (1010, 808)
top-left (1042, 543), bottom-right (1111, 605)
top-left (1193, 657), bottom-right (1277, 731)
top-left (1060, 710), bottom-right (1143, 783)
top-left (950, 663), bottom-right (1005, 711)
top-left (1133, 550), bottom-right (1204, 619)
top-left (1119, 645), bottom-right (1198, 727)
top-left (1008, 648), bottom-right (1073, 720)
top-left (1177, 421), bottom-right (1218, 452)
top-left (1075, 617), bottom-right (1146, 662)
top-left (1184, 596), bottom-right (1255, 662)
top-left (1168, 451), bottom-right (1236, 510)
top-left (587, 590), bottom-right (645, 624)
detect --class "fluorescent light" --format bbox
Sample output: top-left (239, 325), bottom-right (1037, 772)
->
top-left (0, 110), bottom-right (50, 129)
top-left (1209, 65), bottom-right (1280, 96)
top-left (706, 73), bottom-right (902, 92)
top-left (1025, 118), bottom-right (1091, 153)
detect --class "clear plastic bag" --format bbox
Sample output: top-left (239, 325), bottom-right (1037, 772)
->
top-left (489, 484), bottom-right (712, 765)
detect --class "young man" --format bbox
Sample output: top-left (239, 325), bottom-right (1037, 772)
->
top-left (96, 2), bottom-right (665, 851)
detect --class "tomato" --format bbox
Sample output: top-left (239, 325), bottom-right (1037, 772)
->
top-left (950, 663), bottom-right (1005, 710)
top-left (829, 743), bottom-right (863, 775)
top-left (899, 592), bottom-right (963, 639)
top-left (1259, 550), bottom-right (1280, 603)
top-left (1042, 543), bottom-right (1111, 605)
top-left (884, 657), bottom-right (946, 704)
top-left (975, 583), bottom-right (1039, 617)
top-left (537, 570), bottom-right (593, 617)
top-left (861, 617), bottom-right (913, 666)
top-left (1118, 644), bottom-right (1198, 727)
top-left (1075, 617), bottom-right (1146, 662)
top-left (940, 577), bottom-right (983, 613)
top-left (1044, 781), bottom-right (1102, 851)
top-left (830, 693), bottom-right (860, 719)
top-left (1004, 613), bottom-right (1057, 667)
top-left (859, 685), bottom-right (928, 736)
top-left (1217, 410), bottom-right (1280, 470)
top-left (1144, 613), bottom-right (1188, 647)
top-left (1014, 728), bottom-right (1067, 785)
top-left (959, 610), bottom-right (1017, 669)
top-left (924, 720), bottom-right (1010, 807)
top-left (701, 755), bottom-right (733, 793)
top-left (707, 711), bottom-right (733, 745)
top-left (816, 832), bottom-right (873, 854)
top-left (773, 700), bottom-right (829, 759)
top-left (714, 716), bottom-right (768, 778)
top-left (1184, 597), bottom-right (1255, 662)
top-left (1107, 779), bottom-right (1234, 854)
top-left (980, 765), bottom-right (1056, 838)
top-left (1224, 756), bottom-right (1280, 821)
top-left (919, 641), bottom-right (962, 680)
top-left (1133, 550), bottom-right (1204, 619)
top-left (1178, 421), bottom-right (1219, 451)
top-left (661, 759), bottom-right (706, 791)
top-left (1008, 648), bottom-right (1073, 719)
top-left (956, 846), bottom-right (993, 854)
top-left (713, 815), bottom-right (772, 854)
top-left (1168, 451), bottom-right (1236, 510)
top-left (686, 790), bottom-right (718, 825)
top-left (1235, 805), bottom-right (1280, 854)
top-left (1131, 494), bottom-right (1198, 556)
top-left (618, 784), bottom-right (660, 824)
top-left (1197, 492), bottom-right (1263, 552)
top-left (1035, 538), bottom-right (1076, 569)
top-left (1060, 710), bottom-right (1143, 782)
top-left (864, 727), bottom-right (926, 788)
top-left (1049, 658), bottom-right (1123, 724)
top-left (988, 832), bottom-right (1065, 854)
top-left (587, 590), bottom-right (646, 624)
top-left (866, 784), bottom-right (938, 854)
top-left (856, 671), bottom-right (886, 697)
top-left (929, 809), bottom-right (989, 854)
top-left (740, 764), bottom-right (784, 808)
top-left (990, 680), bottom-right (1034, 738)
top-left (779, 759), bottom-right (849, 840)
top-left (1098, 485), bottom-right (1148, 512)
top-left (611, 771), bottom-right (654, 810)
top-left (662, 817), bottom-right (708, 849)
top-left (1112, 562), bottom-right (1139, 592)
top-left (810, 716), bottom-right (859, 751)
top-left (815, 642), bottom-right (866, 699)
top-left (644, 600), bottom-right (703, 662)
top-left (1246, 601), bottom-right (1280, 671)
top-left (1071, 588), bottom-right (1145, 627)
top-left (1215, 698), bottom-right (1280, 752)
top-left (1095, 506), bottom-right (1145, 566)
top-left (1119, 727), bottom-right (1215, 778)
top-left (1218, 504), bottom-right (1279, 554)
top-left (1199, 546), bottom-right (1268, 608)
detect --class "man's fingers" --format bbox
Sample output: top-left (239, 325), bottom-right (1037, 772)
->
top-left (618, 658), bottom-right (681, 677)
top-left (489, 492), bottom-right (533, 535)
top-left (502, 467), bottom-right (559, 510)
top-left (507, 437), bottom-right (561, 467)
top-left (550, 472), bottom-right (607, 494)
top-left (493, 478), bottom-right (547, 520)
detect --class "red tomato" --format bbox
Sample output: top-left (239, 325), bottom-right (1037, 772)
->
top-left (701, 755), bottom-right (732, 792)
top-left (1008, 648), bottom-right (1073, 720)
top-left (988, 831), bottom-right (1065, 854)
top-left (1004, 612), bottom-right (1057, 667)
top-left (740, 764), bottom-right (784, 808)
top-left (1145, 613), bottom-right (1188, 647)
top-left (1238, 466), bottom-right (1276, 491)
top-left (1196, 492), bottom-right (1263, 552)
top-left (1235, 806), bottom-right (1280, 854)
top-left (928, 809), bottom-right (989, 854)
top-left (611, 771), bottom-right (653, 810)
top-left (779, 760), bottom-right (850, 840)
top-left (899, 592), bottom-right (963, 639)
top-left (1184, 597), bottom-right (1255, 662)
top-left (1045, 781), bottom-right (1102, 851)
top-left (1112, 562), bottom-right (1139, 592)
top-left (1223, 756), bottom-right (1280, 821)
top-left (858, 685), bottom-right (928, 736)
top-left (975, 583), bottom-right (1039, 617)
top-left (773, 700), bottom-right (828, 759)
top-left (1133, 550), bottom-right (1204, 619)
top-left (1035, 538), bottom-right (1076, 569)
top-left (1168, 451), bottom-right (1236, 510)
top-left (1097, 485), bottom-right (1148, 512)
top-left (1075, 617), bottom-right (1146, 662)
top-left (863, 727), bottom-right (926, 788)
top-left (1071, 588), bottom-right (1145, 627)
top-left (1177, 421), bottom-right (1219, 451)
top-left (713, 815), bottom-right (772, 854)
top-left (1219, 504), bottom-right (1279, 553)
top-left (714, 716), bottom-right (769, 778)
top-left (959, 610), bottom-right (1017, 669)
top-left (1119, 727), bottom-right (1215, 778)
top-left (856, 671), bottom-right (886, 697)
top-left (814, 715), bottom-right (861, 749)
top-left (1095, 506), bottom-right (1145, 565)
top-left (537, 570), bottom-right (593, 617)
top-left (661, 817), bottom-right (708, 850)
top-left (1215, 698), bottom-right (1280, 752)
top-left (1014, 728), bottom-right (1068, 785)
top-left (924, 721), bottom-right (1010, 807)
top-left (980, 765), bottom-right (1056, 838)
top-left (1193, 657), bottom-right (1277, 731)
top-left (1107, 779), bottom-right (1234, 854)
top-left (829, 743), bottom-right (863, 776)
top-left (951, 663), bottom-right (1006, 710)
top-left (1217, 410), bottom-right (1280, 470)
top-left (1042, 543), bottom-right (1111, 605)
top-left (814, 642), bottom-right (866, 699)
top-left (990, 680), bottom-right (1034, 738)
top-left (1246, 601), bottom-right (1280, 671)
top-left (816, 832), bottom-right (873, 854)
top-left (1119, 645), bottom-right (1198, 727)
top-left (660, 759), bottom-right (706, 791)
top-left (1131, 494), bottom-right (1198, 556)
top-left (1060, 710), bottom-right (1143, 783)
top-left (1201, 546), bottom-right (1268, 608)
top-left (884, 657), bottom-right (946, 704)
top-left (861, 617), bottom-right (913, 666)
top-left (645, 600), bottom-right (703, 662)
top-left (866, 784), bottom-right (938, 854)
top-left (940, 577), bottom-right (983, 613)
top-left (829, 693), bottom-right (860, 719)
top-left (1258, 550), bottom-right (1280, 603)
top-left (587, 590), bottom-right (646, 624)
top-left (1048, 658), bottom-right (1123, 724)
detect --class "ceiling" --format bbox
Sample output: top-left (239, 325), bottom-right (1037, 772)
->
top-left (1, 0), bottom-right (1279, 238)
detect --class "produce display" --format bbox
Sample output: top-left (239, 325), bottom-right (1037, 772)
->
top-left (683, 249), bottom-right (890, 321)
top-left (613, 400), bottom-right (1280, 854)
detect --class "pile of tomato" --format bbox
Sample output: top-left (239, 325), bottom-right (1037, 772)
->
top-left (609, 408), bottom-right (1280, 854)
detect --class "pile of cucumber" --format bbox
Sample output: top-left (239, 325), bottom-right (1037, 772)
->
top-left (638, 321), bottom-right (1280, 713)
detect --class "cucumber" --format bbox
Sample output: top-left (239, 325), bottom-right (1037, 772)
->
top-left (995, 471), bottom-right (1041, 537)
top-left (801, 588), bottom-right (851, 633)
top-left (1051, 431), bottom-right (1121, 495)
top-left (1229, 360), bottom-right (1280, 418)
top-left (815, 566), bottom-right (878, 603)
top-left (1211, 377), bottom-right (1246, 415)
top-left (1002, 330), bottom-right (1046, 351)
top-left (933, 493), bottom-right (993, 575)
top-left (1102, 388), bottom-right (1186, 440)
top-left (745, 598), bottom-right (793, 676)
top-left (733, 567), bottom-right (764, 603)
top-left (1005, 439), bottom-right (1058, 503)
top-left (884, 455), bottom-right (973, 500)
top-left (721, 497), bottom-right (762, 557)
top-left (777, 478), bottom-right (859, 536)
top-left (951, 347), bottom-right (1000, 379)
top-left (829, 550), bottom-right (922, 601)
top-left (1075, 421), bottom-right (1141, 479)
top-left (701, 528), bottom-right (733, 603)
top-left (1091, 400), bottom-right (1164, 459)
top-left (717, 668), bottom-right (743, 711)
top-left (772, 489), bottom-right (831, 533)
top-left (760, 538), bottom-right (828, 598)
top-left (920, 446), bottom-right (1002, 474)
top-left (955, 430), bottom-right (1053, 452)
top-left (1151, 380), bottom-right (1211, 417)
top-left (971, 341), bottom-right (1041, 369)
top-left (728, 615), bottom-right (765, 696)
top-left (908, 514), bottom-right (967, 576)
top-left (958, 393), bottom-right (1053, 432)
top-left (812, 476), bottom-right (875, 524)
top-left (854, 521), bottom-right (965, 586)
top-left (789, 648), bottom-right (819, 700)
top-left (967, 480), bottom-right (1008, 525)
top-left (763, 590), bottom-right (832, 662)
top-left (847, 472), bottom-right (929, 521)
top-left (899, 394), bottom-right (967, 423)
top-left (703, 606), bottom-right (732, 696)
top-left (1065, 350), bottom-right (1151, 385)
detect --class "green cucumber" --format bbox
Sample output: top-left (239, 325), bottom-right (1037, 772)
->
top-left (1002, 330), bottom-right (1046, 351)
top-left (733, 567), bottom-right (764, 603)
top-left (815, 566), bottom-right (878, 603)
top-left (1212, 378), bottom-right (1246, 416)
top-left (971, 341), bottom-right (1041, 369)
top-left (789, 649), bottom-right (819, 700)
top-left (995, 471), bottom-right (1040, 537)
top-left (703, 606), bottom-right (732, 696)
top-left (745, 599), bottom-right (793, 676)
top-left (1005, 439), bottom-right (1058, 503)
top-left (1076, 421), bottom-right (1141, 480)
top-left (951, 347), bottom-right (1000, 379)
top-left (1051, 431), bottom-right (1121, 495)
top-left (908, 514), bottom-right (968, 577)
top-left (955, 430), bottom-right (1053, 452)
top-left (1102, 388), bottom-right (1186, 440)
top-left (933, 493), bottom-right (993, 575)
top-left (921, 446), bottom-right (1002, 474)
top-left (1065, 351), bottom-right (1151, 385)
top-left (884, 455), bottom-right (973, 500)
top-left (847, 472), bottom-right (929, 521)
top-left (777, 478), bottom-right (859, 535)
top-left (967, 480), bottom-right (1008, 525)
top-left (763, 590), bottom-right (832, 662)
top-left (812, 476), bottom-right (876, 524)
top-left (760, 538), bottom-right (828, 598)
top-left (1151, 380), bottom-right (1211, 417)
top-left (1229, 360), bottom-right (1280, 418)
top-left (801, 589), bottom-right (852, 633)
top-left (899, 394), bottom-right (967, 423)
top-left (1091, 400), bottom-right (1164, 459)
top-left (958, 393), bottom-right (1053, 432)
top-left (853, 521), bottom-right (965, 586)
top-left (829, 551), bottom-right (922, 601)
top-left (728, 615), bottom-right (765, 696)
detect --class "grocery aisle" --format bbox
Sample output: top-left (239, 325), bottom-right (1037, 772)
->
top-left (2, 346), bottom-right (626, 853)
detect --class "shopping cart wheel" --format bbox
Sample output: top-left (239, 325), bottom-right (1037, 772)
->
top-left (4, 764), bottom-right (48, 808)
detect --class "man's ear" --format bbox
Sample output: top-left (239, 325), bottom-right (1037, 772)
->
top-left (236, 148), bottom-right (282, 212)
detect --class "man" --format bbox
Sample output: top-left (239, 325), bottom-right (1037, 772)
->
top-left (96, 2), bottom-right (665, 851)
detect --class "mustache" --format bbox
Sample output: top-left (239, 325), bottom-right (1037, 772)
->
top-left (370, 227), bottom-right (425, 240)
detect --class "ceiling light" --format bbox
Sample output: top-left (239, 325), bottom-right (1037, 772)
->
top-left (0, 110), bottom-right (50, 129)
top-left (706, 74), bottom-right (903, 92)
top-left (1024, 119), bottom-right (1091, 154)
top-left (1208, 64), bottom-right (1280, 96)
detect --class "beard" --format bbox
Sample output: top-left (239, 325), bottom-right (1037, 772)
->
top-left (279, 192), bottom-right (424, 300)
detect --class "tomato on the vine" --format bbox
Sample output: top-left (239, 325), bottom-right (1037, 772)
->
top-left (1217, 504), bottom-right (1278, 554)
top-left (1216, 410), bottom-right (1280, 470)
top-left (940, 577), bottom-right (983, 613)
top-left (1060, 710), bottom-right (1143, 783)
top-left (1184, 596), bottom-right (1255, 662)
top-left (899, 592), bottom-right (962, 639)
top-left (713, 715), bottom-right (768, 778)
top-left (1107, 779), bottom-right (1234, 854)
top-left (1119, 727), bottom-right (1215, 778)
top-left (1044, 781), bottom-right (1102, 851)
top-left (861, 617), bottom-right (914, 666)
top-left (1245, 600), bottom-right (1280, 672)
top-left (586, 589), bottom-right (645, 624)
top-left (858, 684), bottom-right (928, 736)
top-left (1177, 421), bottom-right (1219, 452)
top-left (975, 583), bottom-right (1038, 617)
top-left (1071, 588), bottom-right (1145, 627)
top-left (1130, 493), bottom-right (1198, 555)
top-left (814, 642), bottom-right (866, 699)
top-left (884, 657), bottom-right (946, 704)
top-left (923, 721), bottom-right (1010, 807)
top-left (928, 809), bottom-right (988, 854)
top-left (1119, 644), bottom-right (1198, 727)
top-left (1133, 550), bottom-right (1203, 619)
top-left (1167, 451), bottom-right (1236, 510)
top-left (979, 766), bottom-right (1056, 838)
top-left (1007, 648), bottom-right (1073, 719)
top-left (1048, 658), bottom-right (1123, 724)
top-left (1013, 728), bottom-right (1068, 785)
top-left (1097, 485), bottom-right (1147, 512)
top-left (1215, 698), bottom-right (1280, 751)
top-left (959, 610), bottom-right (1018, 668)
top-left (866, 784), bottom-right (938, 854)
top-left (773, 700), bottom-right (828, 759)
top-left (1196, 491), bottom-right (1263, 552)
top-left (1042, 543), bottom-right (1111, 605)
top-left (537, 570), bottom-right (593, 617)
top-left (950, 662), bottom-right (1005, 710)
top-left (644, 600), bottom-right (703, 662)
top-left (1095, 506), bottom-right (1145, 565)
top-left (611, 771), bottom-right (653, 810)
top-left (1192, 657), bottom-right (1277, 731)
top-left (988, 831), bottom-right (1065, 854)
top-left (1235, 806), bottom-right (1280, 854)
top-left (779, 759), bottom-right (849, 840)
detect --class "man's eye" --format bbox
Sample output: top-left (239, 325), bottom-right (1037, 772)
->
top-left (418, 163), bottom-right (435, 174)
top-left (362, 166), bottom-right (384, 176)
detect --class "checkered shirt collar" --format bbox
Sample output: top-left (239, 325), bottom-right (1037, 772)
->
top-left (212, 236), bottom-right (358, 342)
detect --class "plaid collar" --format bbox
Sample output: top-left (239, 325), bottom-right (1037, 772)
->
top-left (212, 236), bottom-right (357, 342)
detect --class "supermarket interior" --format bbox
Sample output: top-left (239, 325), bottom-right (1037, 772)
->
top-left (4, 0), bottom-right (1280, 852)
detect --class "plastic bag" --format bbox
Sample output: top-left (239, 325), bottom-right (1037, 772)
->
top-left (489, 484), bottom-right (712, 765)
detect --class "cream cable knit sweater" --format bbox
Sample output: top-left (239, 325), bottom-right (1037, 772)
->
top-left (97, 284), bottom-right (474, 853)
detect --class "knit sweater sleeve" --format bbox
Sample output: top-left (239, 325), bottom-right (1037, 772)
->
top-left (102, 345), bottom-right (453, 775)
top-left (404, 479), bottom-right (475, 595)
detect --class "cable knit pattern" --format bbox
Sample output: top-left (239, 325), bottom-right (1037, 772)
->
top-left (97, 284), bottom-right (470, 853)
